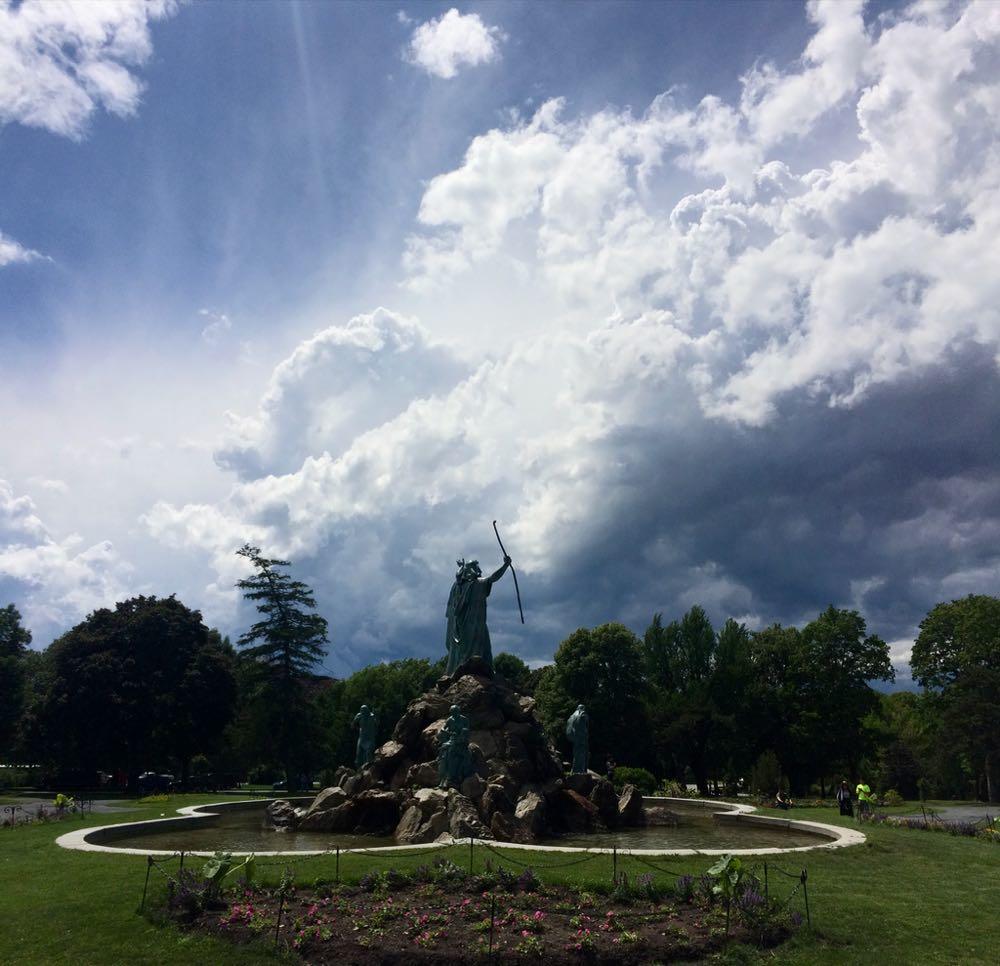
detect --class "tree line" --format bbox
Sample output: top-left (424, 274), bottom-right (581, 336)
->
top-left (1, 547), bottom-right (996, 802)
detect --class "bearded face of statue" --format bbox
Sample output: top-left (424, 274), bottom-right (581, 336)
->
top-left (455, 559), bottom-right (482, 582)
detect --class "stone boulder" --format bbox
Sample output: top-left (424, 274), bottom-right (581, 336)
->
top-left (266, 799), bottom-right (300, 830)
top-left (480, 782), bottom-right (513, 823)
top-left (412, 787), bottom-right (450, 814)
top-left (618, 783), bottom-right (645, 826)
top-left (353, 789), bottom-right (402, 834)
top-left (305, 786), bottom-right (348, 817)
top-left (564, 771), bottom-right (598, 796)
top-left (448, 792), bottom-right (491, 839)
top-left (369, 740), bottom-right (408, 782)
top-left (589, 778), bottom-right (619, 826)
top-left (299, 800), bottom-right (357, 832)
top-left (461, 773), bottom-right (485, 801)
top-left (514, 791), bottom-right (546, 837)
top-left (405, 761), bottom-right (439, 788)
top-left (552, 788), bottom-right (598, 832)
top-left (490, 810), bottom-right (533, 844)
top-left (394, 804), bottom-right (447, 844)
top-left (293, 669), bottom-right (573, 842)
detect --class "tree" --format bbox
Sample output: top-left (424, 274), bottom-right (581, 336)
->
top-left (0, 605), bottom-right (31, 760)
top-left (798, 606), bottom-right (893, 794)
top-left (742, 609), bottom-right (891, 796)
top-left (32, 596), bottom-right (235, 786)
top-left (319, 658), bottom-right (442, 768)
top-left (235, 544), bottom-right (329, 790)
top-left (912, 595), bottom-right (1000, 802)
top-left (745, 623), bottom-right (812, 794)
top-left (535, 622), bottom-right (649, 768)
top-left (641, 606), bottom-right (725, 793)
top-left (494, 652), bottom-right (533, 694)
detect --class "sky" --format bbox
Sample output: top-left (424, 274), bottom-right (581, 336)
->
top-left (1, 0), bottom-right (999, 684)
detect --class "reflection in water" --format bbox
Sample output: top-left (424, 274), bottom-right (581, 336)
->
top-left (101, 802), bottom-right (825, 853)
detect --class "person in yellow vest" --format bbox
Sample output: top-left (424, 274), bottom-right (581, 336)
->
top-left (856, 780), bottom-right (873, 819)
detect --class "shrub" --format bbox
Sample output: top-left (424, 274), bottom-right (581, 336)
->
top-left (881, 789), bottom-right (904, 807)
top-left (612, 767), bottom-right (657, 795)
top-left (749, 751), bottom-right (783, 796)
top-left (674, 874), bottom-right (695, 903)
top-left (611, 871), bottom-right (658, 903)
top-left (659, 779), bottom-right (690, 798)
top-left (516, 868), bottom-right (541, 893)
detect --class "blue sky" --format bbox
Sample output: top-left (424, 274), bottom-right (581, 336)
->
top-left (2, 0), bottom-right (999, 683)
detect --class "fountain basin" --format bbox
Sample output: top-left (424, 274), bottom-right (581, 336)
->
top-left (56, 795), bottom-right (864, 857)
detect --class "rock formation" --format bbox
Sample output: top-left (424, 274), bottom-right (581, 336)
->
top-left (269, 664), bottom-right (646, 844)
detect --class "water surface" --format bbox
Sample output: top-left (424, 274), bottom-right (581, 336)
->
top-left (101, 802), bottom-right (825, 853)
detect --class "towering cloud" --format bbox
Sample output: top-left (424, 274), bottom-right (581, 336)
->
top-left (145, 2), bottom-right (1000, 676)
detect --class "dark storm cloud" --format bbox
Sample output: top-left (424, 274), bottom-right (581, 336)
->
top-left (514, 348), bottom-right (1000, 669)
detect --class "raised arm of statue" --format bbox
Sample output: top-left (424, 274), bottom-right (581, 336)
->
top-left (487, 556), bottom-right (511, 583)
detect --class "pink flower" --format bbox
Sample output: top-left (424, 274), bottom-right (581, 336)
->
top-left (534, 910), bottom-right (545, 920)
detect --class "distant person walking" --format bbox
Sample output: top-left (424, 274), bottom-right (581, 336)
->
top-left (775, 789), bottom-right (792, 810)
top-left (836, 779), bottom-right (853, 817)
top-left (855, 780), bottom-right (873, 819)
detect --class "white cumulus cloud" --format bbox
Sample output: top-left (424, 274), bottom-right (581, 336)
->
top-left (0, 230), bottom-right (44, 267)
top-left (0, 480), bottom-right (134, 639)
top-left (0, 0), bottom-right (179, 139)
top-left (406, 8), bottom-right (504, 79)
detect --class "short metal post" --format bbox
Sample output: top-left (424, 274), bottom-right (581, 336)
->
top-left (335, 847), bottom-right (340, 885)
top-left (140, 856), bottom-right (153, 912)
top-left (763, 861), bottom-right (769, 900)
top-left (488, 893), bottom-right (496, 959)
top-left (612, 846), bottom-right (617, 885)
top-left (801, 869), bottom-right (810, 926)
top-left (274, 892), bottom-right (286, 949)
top-left (179, 851), bottom-right (185, 874)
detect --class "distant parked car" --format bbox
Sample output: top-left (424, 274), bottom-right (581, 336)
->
top-left (136, 772), bottom-right (175, 795)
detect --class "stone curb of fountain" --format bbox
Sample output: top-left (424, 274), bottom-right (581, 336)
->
top-left (54, 795), bottom-right (865, 858)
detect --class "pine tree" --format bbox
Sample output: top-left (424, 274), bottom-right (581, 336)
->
top-left (235, 544), bottom-right (329, 790)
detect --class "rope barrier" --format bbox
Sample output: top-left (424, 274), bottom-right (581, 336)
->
top-left (624, 853), bottom-right (702, 878)
top-left (480, 843), bottom-right (601, 870)
top-left (345, 843), bottom-right (454, 860)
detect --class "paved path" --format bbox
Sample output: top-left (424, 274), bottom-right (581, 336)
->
top-left (1, 798), bottom-right (137, 824)
top-left (897, 804), bottom-right (996, 824)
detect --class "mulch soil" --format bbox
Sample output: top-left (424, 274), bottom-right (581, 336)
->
top-left (180, 879), bottom-right (789, 964)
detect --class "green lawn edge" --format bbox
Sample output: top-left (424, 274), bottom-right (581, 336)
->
top-left (0, 795), bottom-right (995, 965)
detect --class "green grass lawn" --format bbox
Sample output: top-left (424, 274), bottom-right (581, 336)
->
top-left (0, 795), bottom-right (995, 964)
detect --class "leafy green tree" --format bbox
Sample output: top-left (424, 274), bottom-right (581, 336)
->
top-left (33, 596), bottom-right (235, 786)
top-left (235, 544), bottom-right (330, 790)
top-left (494, 652), bottom-right (533, 694)
top-left (0, 604), bottom-right (31, 760)
top-left (743, 609), bottom-right (891, 795)
top-left (641, 613), bottom-right (675, 692)
top-left (321, 657), bottom-right (443, 767)
top-left (641, 606), bottom-right (732, 793)
top-left (535, 622), bottom-right (649, 769)
top-left (708, 619), bottom-right (755, 790)
top-left (745, 623), bottom-right (812, 794)
top-left (798, 606), bottom-right (893, 793)
top-left (912, 595), bottom-right (1000, 802)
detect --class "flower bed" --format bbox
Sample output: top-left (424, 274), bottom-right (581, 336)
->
top-left (165, 856), bottom-right (800, 963)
